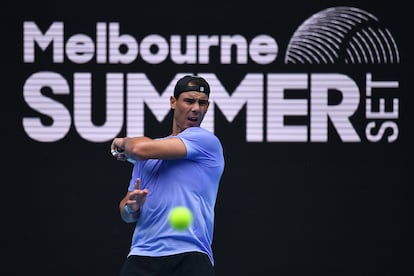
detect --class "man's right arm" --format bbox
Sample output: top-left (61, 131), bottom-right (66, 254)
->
top-left (113, 136), bottom-right (187, 161)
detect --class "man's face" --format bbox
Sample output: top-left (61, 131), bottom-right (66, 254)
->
top-left (170, 91), bottom-right (210, 131)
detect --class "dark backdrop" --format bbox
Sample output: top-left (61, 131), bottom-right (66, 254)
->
top-left (4, 0), bottom-right (412, 275)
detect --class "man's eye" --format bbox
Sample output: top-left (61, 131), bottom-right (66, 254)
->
top-left (184, 99), bottom-right (196, 104)
top-left (183, 99), bottom-right (209, 105)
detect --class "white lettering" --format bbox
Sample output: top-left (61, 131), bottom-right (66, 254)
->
top-left (74, 73), bottom-right (124, 141)
top-left (140, 35), bottom-right (169, 64)
top-left (366, 121), bottom-right (398, 143)
top-left (267, 74), bottom-right (308, 142)
top-left (66, 34), bottom-right (95, 63)
top-left (126, 73), bottom-right (173, 137)
top-left (22, 72), bottom-right (399, 144)
top-left (207, 73), bottom-right (264, 141)
top-left (365, 73), bottom-right (399, 142)
top-left (311, 74), bottom-right (361, 142)
top-left (23, 72), bottom-right (71, 141)
top-left (23, 21), bottom-right (279, 65)
top-left (108, 22), bottom-right (138, 64)
top-left (250, 35), bottom-right (278, 65)
top-left (170, 35), bottom-right (197, 64)
top-left (221, 35), bottom-right (248, 64)
top-left (24, 21), bottom-right (64, 63)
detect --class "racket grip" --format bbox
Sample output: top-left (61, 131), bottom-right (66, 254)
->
top-left (111, 147), bottom-right (136, 164)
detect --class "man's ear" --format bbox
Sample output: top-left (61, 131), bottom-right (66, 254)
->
top-left (170, 96), bottom-right (176, 109)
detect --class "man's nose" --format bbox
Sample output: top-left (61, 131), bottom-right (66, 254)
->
top-left (191, 102), bottom-right (201, 111)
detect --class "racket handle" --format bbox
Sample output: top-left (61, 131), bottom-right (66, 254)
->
top-left (111, 147), bottom-right (136, 164)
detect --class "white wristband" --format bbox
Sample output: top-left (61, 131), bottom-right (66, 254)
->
top-left (124, 204), bottom-right (137, 214)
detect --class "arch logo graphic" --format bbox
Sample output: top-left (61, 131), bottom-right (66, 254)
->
top-left (286, 7), bottom-right (399, 64)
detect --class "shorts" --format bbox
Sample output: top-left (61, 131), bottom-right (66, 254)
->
top-left (119, 251), bottom-right (215, 276)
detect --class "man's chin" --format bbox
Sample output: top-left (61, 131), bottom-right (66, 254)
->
top-left (186, 121), bottom-right (199, 127)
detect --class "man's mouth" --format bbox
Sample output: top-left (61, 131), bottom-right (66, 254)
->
top-left (188, 117), bottom-right (198, 122)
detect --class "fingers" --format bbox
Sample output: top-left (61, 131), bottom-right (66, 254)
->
top-left (130, 178), bottom-right (148, 201)
top-left (111, 138), bottom-right (129, 161)
top-left (110, 138), bottom-right (118, 151)
top-left (128, 186), bottom-right (149, 207)
top-left (111, 139), bottom-right (118, 157)
top-left (134, 178), bottom-right (141, 190)
top-left (111, 138), bottom-right (125, 152)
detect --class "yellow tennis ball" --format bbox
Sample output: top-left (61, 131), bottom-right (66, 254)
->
top-left (168, 206), bottom-right (193, 230)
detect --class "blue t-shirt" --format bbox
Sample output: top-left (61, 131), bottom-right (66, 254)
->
top-left (126, 127), bottom-right (225, 265)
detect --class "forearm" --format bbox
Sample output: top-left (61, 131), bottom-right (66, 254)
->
top-left (112, 136), bottom-right (186, 160)
top-left (112, 136), bottom-right (153, 160)
top-left (124, 137), bottom-right (152, 157)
